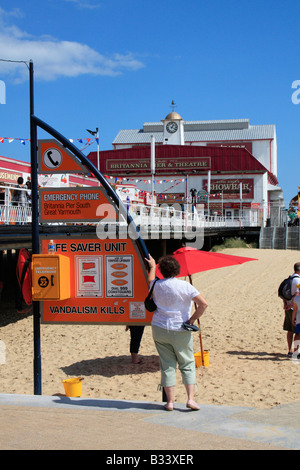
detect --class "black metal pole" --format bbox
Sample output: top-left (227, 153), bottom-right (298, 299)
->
top-left (30, 60), bottom-right (42, 395)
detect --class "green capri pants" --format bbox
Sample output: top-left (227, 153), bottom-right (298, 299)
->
top-left (152, 325), bottom-right (196, 387)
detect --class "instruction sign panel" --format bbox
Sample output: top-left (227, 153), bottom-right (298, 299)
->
top-left (40, 235), bottom-right (151, 325)
top-left (105, 255), bottom-right (133, 297)
top-left (75, 256), bottom-right (102, 298)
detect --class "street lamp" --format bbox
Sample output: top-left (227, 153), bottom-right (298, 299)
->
top-left (87, 128), bottom-right (100, 184)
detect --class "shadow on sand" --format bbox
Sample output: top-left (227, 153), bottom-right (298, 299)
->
top-left (60, 354), bottom-right (160, 378)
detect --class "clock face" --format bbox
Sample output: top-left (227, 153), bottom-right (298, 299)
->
top-left (166, 121), bottom-right (178, 133)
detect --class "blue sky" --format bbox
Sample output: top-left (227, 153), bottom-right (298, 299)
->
top-left (0, 0), bottom-right (299, 205)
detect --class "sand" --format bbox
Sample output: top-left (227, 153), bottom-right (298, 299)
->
top-left (1, 247), bottom-right (300, 409)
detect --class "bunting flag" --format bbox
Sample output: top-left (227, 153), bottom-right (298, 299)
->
top-left (106, 176), bottom-right (187, 193)
top-left (115, 177), bottom-right (187, 184)
top-left (0, 137), bottom-right (30, 144)
top-left (0, 136), bottom-right (96, 150)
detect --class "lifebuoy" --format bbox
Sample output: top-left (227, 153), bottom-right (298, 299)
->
top-left (16, 248), bottom-right (32, 306)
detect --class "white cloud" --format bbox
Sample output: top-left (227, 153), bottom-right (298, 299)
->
top-left (63, 0), bottom-right (101, 9)
top-left (0, 11), bottom-right (144, 83)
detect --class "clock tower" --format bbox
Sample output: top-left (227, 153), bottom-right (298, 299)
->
top-left (162, 102), bottom-right (184, 145)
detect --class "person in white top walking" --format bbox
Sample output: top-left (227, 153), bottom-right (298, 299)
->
top-left (291, 284), bottom-right (300, 355)
top-left (145, 254), bottom-right (208, 411)
top-left (283, 263), bottom-right (300, 357)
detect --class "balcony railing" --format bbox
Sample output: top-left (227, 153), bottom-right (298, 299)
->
top-left (0, 204), bottom-right (31, 225)
top-left (0, 186), bottom-right (263, 229)
top-left (0, 185), bottom-right (31, 225)
top-left (128, 204), bottom-right (261, 230)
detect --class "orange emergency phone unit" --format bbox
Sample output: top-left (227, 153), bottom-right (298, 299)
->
top-left (32, 254), bottom-right (70, 301)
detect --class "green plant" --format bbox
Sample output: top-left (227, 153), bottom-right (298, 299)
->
top-left (210, 237), bottom-right (257, 252)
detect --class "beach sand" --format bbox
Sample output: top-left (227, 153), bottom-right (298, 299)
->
top-left (1, 248), bottom-right (300, 409)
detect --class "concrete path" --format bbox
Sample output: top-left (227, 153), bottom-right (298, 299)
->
top-left (1, 393), bottom-right (299, 450)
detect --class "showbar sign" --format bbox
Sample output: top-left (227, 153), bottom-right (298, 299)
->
top-left (203, 178), bottom-right (254, 199)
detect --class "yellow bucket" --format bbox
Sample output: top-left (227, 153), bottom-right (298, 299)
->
top-left (62, 377), bottom-right (84, 397)
top-left (194, 351), bottom-right (209, 368)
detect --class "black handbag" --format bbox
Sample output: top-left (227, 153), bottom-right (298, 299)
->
top-left (144, 279), bottom-right (158, 312)
top-left (182, 321), bottom-right (199, 332)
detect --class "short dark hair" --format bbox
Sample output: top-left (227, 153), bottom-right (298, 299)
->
top-left (158, 255), bottom-right (181, 278)
top-left (294, 262), bottom-right (300, 272)
top-left (17, 176), bottom-right (24, 185)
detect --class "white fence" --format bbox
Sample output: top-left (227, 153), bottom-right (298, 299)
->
top-left (0, 185), bottom-right (261, 229)
top-left (128, 204), bottom-right (260, 230)
top-left (0, 185), bottom-right (31, 225)
top-left (0, 204), bottom-right (31, 225)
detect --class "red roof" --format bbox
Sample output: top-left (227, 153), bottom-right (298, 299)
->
top-left (0, 155), bottom-right (31, 173)
top-left (88, 144), bottom-right (268, 175)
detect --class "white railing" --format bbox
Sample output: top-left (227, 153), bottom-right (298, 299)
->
top-left (128, 204), bottom-right (202, 231)
top-left (0, 190), bottom-right (261, 229)
top-left (0, 204), bottom-right (31, 225)
top-left (128, 204), bottom-right (260, 230)
top-left (0, 185), bottom-right (31, 225)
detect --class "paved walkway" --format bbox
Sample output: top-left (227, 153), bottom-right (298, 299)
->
top-left (0, 393), bottom-right (299, 450)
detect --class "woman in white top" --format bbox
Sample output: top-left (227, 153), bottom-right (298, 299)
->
top-left (145, 254), bottom-right (208, 411)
